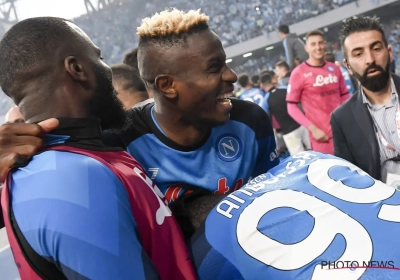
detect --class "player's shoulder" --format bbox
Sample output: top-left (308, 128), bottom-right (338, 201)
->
top-left (289, 63), bottom-right (308, 79)
top-left (246, 151), bottom-right (361, 190)
top-left (11, 150), bottom-right (120, 195)
top-left (229, 98), bottom-right (273, 138)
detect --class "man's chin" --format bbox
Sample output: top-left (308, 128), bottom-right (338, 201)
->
top-left (361, 75), bottom-right (390, 92)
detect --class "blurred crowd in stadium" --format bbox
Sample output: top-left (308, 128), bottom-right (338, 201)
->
top-left (74, 0), bottom-right (355, 64)
top-left (0, 0), bottom-right (396, 120)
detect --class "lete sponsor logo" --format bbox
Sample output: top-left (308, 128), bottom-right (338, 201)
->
top-left (313, 74), bottom-right (338, 87)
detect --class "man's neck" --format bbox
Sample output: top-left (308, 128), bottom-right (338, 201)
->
top-left (153, 106), bottom-right (210, 147)
top-left (363, 79), bottom-right (393, 105)
top-left (263, 84), bottom-right (274, 92)
top-left (244, 85), bottom-right (252, 90)
top-left (307, 58), bottom-right (324, 67)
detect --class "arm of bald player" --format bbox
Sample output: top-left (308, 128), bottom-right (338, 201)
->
top-left (0, 118), bottom-right (59, 181)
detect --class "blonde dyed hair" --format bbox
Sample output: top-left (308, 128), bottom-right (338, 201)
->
top-left (137, 8), bottom-right (209, 38)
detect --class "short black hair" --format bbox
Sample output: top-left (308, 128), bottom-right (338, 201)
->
top-left (306, 29), bottom-right (324, 40)
top-left (238, 74), bottom-right (250, 88)
top-left (324, 52), bottom-right (336, 63)
top-left (278, 25), bottom-right (289, 34)
top-left (123, 48), bottom-right (139, 71)
top-left (169, 187), bottom-right (225, 239)
top-left (260, 69), bottom-right (275, 77)
top-left (111, 63), bottom-right (147, 95)
top-left (275, 60), bottom-right (290, 71)
top-left (251, 75), bottom-right (259, 85)
top-left (260, 73), bottom-right (273, 85)
top-left (0, 17), bottom-right (74, 104)
top-left (339, 16), bottom-right (387, 57)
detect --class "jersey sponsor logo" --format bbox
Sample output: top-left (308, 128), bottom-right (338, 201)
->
top-left (216, 134), bottom-right (242, 162)
top-left (164, 184), bottom-right (194, 203)
top-left (320, 89), bottom-right (340, 97)
top-left (133, 167), bottom-right (172, 225)
top-left (215, 178), bottom-right (244, 194)
top-left (165, 184), bottom-right (183, 203)
top-left (328, 66), bottom-right (335, 72)
top-left (287, 84), bottom-right (291, 94)
top-left (313, 74), bottom-right (338, 87)
top-left (303, 72), bottom-right (313, 78)
top-left (148, 168), bottom-right (159, 179)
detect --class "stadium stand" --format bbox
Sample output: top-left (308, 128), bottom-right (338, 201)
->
top-left (73, 0), bottom-right (354, 65)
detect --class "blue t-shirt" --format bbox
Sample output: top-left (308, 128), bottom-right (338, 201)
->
top-left (10, 133), bottom-right (158, 279)
top-left (116, 99), bottom-right (279, 203)
top-left (191, 151), bottom-right (400, 280)
top-left (239, 88), bottom-right (265, 107)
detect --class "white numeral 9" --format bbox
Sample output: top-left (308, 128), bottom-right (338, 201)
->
top-left (237, 189), bottom-right (371, 279)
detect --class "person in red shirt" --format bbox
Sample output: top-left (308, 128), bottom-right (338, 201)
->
top-left (286, 30), bottom-right (350, 154)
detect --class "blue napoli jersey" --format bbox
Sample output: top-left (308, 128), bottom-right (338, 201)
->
top-left (239, 88), bottom-right (265, 107)
top-left (191, 151), bottom-right (400, 280)
top-left (10, 134), bottom-right (158, 279)
top-left (116, 99), bottom-right (279, 203)
top-left (260, 91), bottom-right (270, 114)
top-left (340, 66), bottom-right (355, 94)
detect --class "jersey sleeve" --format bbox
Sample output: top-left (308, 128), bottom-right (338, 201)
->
top-left (250, 105), bottom-right (280, 178)
top-left (286, 68), bottom-right (303, 103)
top-left (11, 151), bottom-right (158, 280)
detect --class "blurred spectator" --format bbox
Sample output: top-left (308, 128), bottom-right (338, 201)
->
top-left (324, 52), bottom-right (355, 94)
top-left (123, 47), bottom-right (139, 70)
top-left (111, 64), bottom-right (149, 109)
top-left (278, 24), bottom-right (308, 69)
top-left (72, 0), bottom-right (354, 65)
top-left (275, 60), bottom-right (291, 87)
top-left (238, 74), bottom-right (266, 107)
top-left (251, 75), bottom-right (260, 87)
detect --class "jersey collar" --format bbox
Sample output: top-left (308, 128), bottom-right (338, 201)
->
top-left (45, 118), bottom-right (123, 151)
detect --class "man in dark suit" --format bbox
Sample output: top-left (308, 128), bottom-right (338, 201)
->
top-left (331, 16), bottom-right (400, 185)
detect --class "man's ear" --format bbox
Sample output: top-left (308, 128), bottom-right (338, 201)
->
top-left (64, 56), bottom-right (88, 82)
top-left (154, 74), bottom-right (177, 99)
top-left (343, 58), bottom-right (353, 75)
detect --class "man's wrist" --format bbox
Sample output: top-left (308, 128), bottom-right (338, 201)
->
top-left (308, 124), bottom-right (316, 132)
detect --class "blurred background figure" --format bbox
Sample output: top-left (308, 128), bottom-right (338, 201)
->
top-left (111, 64), bottom-right (149, 109)
top-left (324, 52), bottom-right (356, 94)
top-left (274, 60), bottom-right (291, 87)
top-left (4, 106), bottom-right (23, 124)
top-left (278, 24), bottom-right (308, 70)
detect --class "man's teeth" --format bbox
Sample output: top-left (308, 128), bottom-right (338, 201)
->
top-left (218, 93), bottom-right (231, 99)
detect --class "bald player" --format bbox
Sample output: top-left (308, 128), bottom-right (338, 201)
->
top-left (111, 64), bottom-right (149, 109)
top-left (4, 107), bottom-right (24, 124)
